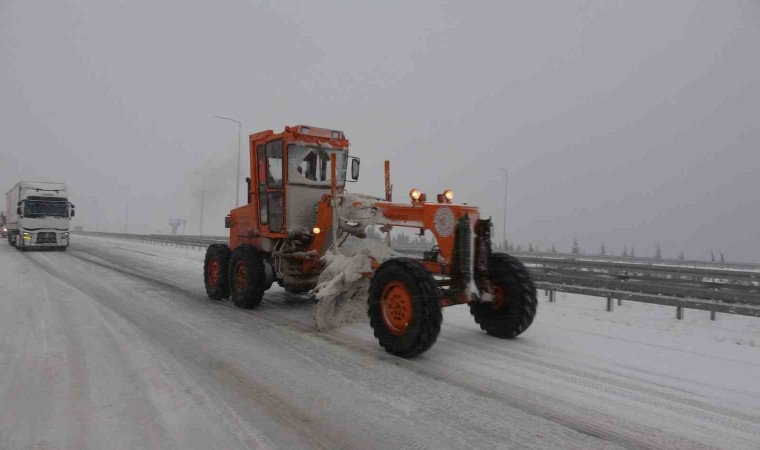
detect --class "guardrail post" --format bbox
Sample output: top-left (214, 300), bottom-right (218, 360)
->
top-left (617, 298), bottom-right (622, 306)
top-left (676, 306), bottom-right (684, 320)
top-left (548, 290), bottom-right (555, 303)
top-left (710, 311), bottom-right (716, 321)
top-left (606, 296), bottom-right (613, 312)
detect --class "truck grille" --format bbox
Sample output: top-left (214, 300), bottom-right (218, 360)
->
top-left (36, 232), bottom-right (57, 244)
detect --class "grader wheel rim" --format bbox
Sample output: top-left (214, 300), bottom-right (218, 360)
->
top-left (380, 281), bottom-right (413, 336)
top-left (491, 285), bottom-right (507, 310)
top-left (234, 261), bottom-right (247, 294)
top-left (208, 258), bottom-right (220, 287)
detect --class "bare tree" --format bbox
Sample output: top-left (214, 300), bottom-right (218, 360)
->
top-left (571, 237), bottom-right (580, 254)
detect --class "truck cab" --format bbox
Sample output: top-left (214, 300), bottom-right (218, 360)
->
top-left (5, 181), bottom-right (74, 251)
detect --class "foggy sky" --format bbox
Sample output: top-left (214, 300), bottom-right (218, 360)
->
top-left (1, 0), bottom-right (759, 261)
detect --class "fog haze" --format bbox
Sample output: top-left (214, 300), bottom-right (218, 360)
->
top-left (2, 0), bottom-right (758, 261)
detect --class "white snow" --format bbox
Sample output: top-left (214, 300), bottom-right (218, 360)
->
top-left (4, 233), bottom-right (760, 449)
top-left (311, 239), bottom-right (398, 330)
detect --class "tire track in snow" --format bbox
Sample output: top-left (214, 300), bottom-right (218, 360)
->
top-left (439, 332), bottom-right (760, 428)
top-left (53, 238), bottom-right (760, 449)
top-left (54, 240), bottom-right (621, 449)
top-left (60, 243), bottom-right (678, 448)
top-left (435, 335), bottom-right (760, 447)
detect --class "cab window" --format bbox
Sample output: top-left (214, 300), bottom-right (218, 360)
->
top-left (266, 140), bottom-right (283, 187)
top-left (257, 144), bottom-right (268, 224)
top-left (287, 144), bottom-right (346, 186)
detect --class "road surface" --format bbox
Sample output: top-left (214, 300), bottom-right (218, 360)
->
top-left (1, 235), bottom-right (759, 449)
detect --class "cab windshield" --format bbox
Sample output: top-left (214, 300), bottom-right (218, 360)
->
top-left (287, 145), bottom-right (347, 186)
top-left (24, 199), bottom-right (69, 218)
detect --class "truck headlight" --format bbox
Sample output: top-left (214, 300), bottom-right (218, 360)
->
top-left (22, 232), bottom-right (32, 240)
top-left (61, 232), bottom-right (69, 239)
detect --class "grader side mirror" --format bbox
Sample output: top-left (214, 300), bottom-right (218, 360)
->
top-left (348, 157), bottom-right (360, 182)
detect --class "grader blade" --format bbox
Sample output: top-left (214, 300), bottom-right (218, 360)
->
top-left (311, 240), bottom-right (397, 331)
top-left (313, 279), bottom-right (370, 331)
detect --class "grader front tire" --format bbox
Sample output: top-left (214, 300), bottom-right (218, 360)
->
top-left (368, 258), bottom-right (443, 358)
top-left (469, 253), bottom-right (537, 338)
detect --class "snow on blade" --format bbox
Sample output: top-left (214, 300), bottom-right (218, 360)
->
top-left (312, 239), bottom-right (398, 331)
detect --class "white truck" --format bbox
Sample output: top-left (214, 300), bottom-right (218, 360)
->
top-left (4, 181), bottom-right (75, 251)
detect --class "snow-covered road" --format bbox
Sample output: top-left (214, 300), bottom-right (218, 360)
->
top-left (1, 235), bottom-right (759, 449)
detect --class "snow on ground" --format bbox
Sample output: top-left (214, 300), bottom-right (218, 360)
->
top-left (2, 233), bottom-right (760, 449)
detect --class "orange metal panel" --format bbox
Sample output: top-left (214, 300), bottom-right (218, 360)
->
top-left (372, 201), bottom-right (479, 264)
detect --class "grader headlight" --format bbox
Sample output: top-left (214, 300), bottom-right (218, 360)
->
top-left (312, 227), bottom-right (321, 235)
top-left (444, 189), bottom-right (454, 201)
top-left (409, 189), bottom-right (421, 201)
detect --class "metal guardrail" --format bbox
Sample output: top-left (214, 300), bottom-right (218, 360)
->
top-left (74, 232), bottom-right (760, 318)
top-left (508, 250), bottom-right (760, 271)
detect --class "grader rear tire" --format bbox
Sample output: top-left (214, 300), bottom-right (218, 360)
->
top-left (204, 244), bottom-right (231, 300)
top-left (368, 258), bottom-right (443, 358)
top-left (229, 245), bottom-right (267, 309)
top-left (469, 253), bottom-right (537, 338)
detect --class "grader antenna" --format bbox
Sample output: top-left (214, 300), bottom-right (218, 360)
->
top-left (384, 160), bottom-right (392, 247)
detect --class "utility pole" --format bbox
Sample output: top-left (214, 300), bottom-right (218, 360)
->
top-left (500, 168), bottom-right (508, 250)
top-left (117, 186), bottom-right (129, 233)
top-left (190, 172), bottom-right (205, 235)
top-left (214, 115), bottom-right (242, 207)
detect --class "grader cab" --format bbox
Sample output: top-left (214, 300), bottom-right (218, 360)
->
top-left (203, 125), bottom-right (537, 358)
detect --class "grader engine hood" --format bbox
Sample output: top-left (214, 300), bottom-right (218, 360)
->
top-left (331, 192), bottom-right (480, 264)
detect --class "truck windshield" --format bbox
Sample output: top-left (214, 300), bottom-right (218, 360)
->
top-left (24, 200), bottom-right (69, 218)
top-left (287, 145), bottom-right (347, 186)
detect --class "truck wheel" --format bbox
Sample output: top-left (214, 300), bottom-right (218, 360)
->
top-left (469, 253), bottom-right (537, 338)
top-left (228, 245), bottom-right (267, 309)
top-left (368, 258), bottom-right (443, 358)
top-left (204, 244), bottom-right (231, 300)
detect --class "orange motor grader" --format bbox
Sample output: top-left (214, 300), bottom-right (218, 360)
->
top-left (203, 125), bottom-right (537, 358)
